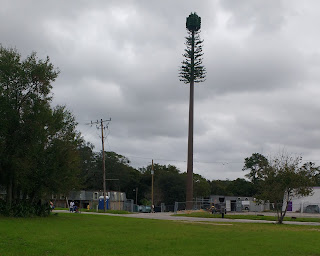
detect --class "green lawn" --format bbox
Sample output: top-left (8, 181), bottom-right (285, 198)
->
top-left (175, 211), bottom-right (320, 223)
top-left (1, 213), bottom-right (320, 256)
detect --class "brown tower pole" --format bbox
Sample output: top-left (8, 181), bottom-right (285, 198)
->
top-left (186, 30), bottom-right (195, 210)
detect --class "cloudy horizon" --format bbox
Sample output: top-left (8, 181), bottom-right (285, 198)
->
top-left (2, 0), bottom-right (320, 180)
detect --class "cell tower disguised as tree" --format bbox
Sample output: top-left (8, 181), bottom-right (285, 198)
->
top-left (179, 12), bottom-right (206, 209)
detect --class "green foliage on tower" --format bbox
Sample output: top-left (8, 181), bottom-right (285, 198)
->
top-left (186, 12), bottom-right (201, 32)
top-left (179, 12), bottom-right (206, 84)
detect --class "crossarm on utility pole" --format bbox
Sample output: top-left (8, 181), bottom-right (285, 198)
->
top-left (88, 118), bottom-right (111, 212)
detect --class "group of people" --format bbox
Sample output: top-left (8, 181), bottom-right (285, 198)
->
top-left (69, 201), bottom-right (78, 213)
top-left (48, 200), bottom-right (80, 213)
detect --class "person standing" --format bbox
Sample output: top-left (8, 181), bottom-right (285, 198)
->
top-left (50, 201), bottom-right (54, 211)
top-left (70, 201), bottom-right (74, 213)
top-left (210, 204), bottom-right (215, 214)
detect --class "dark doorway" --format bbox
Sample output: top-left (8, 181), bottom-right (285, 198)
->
top-left (231, 200), bottom-right (236, 211)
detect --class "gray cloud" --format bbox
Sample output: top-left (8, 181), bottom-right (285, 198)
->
top-left (2, 0), bottom-right (320, 180)
top-left (220, 0), bottom-right (287, 33)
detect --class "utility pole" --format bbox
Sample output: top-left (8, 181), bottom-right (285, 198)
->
top-left (133, 187), bottom-right (138, 205)
top-left (135, 187), bottom-right (138, 205)
top-left (89, 118), bottom-right (111, 212)
top-left (151, 159), bottom-right (154, 213)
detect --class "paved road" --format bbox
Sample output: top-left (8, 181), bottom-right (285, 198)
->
top-left (53, 210), bottom-right (320, 226)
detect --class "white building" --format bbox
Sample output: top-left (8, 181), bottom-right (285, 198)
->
top-left (285, 187), bottom-right (320, 213)
top-left (209, 195), bottom-right (270, 212)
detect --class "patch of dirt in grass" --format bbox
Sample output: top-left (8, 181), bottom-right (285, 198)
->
top-left (175, 220), bottom-right (233, 226)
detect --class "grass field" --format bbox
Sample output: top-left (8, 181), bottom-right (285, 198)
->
top-left (1, 213), bottom-right (320, 256)
top-left (175, 211), bottom-right (320, 223)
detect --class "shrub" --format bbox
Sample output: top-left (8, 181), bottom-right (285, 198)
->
top-left (0, 200), bottom-right (51, 217)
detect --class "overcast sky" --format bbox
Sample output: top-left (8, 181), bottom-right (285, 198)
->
top-left (2, 0), bottom-right (320, 180)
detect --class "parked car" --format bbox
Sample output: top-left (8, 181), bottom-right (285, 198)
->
top-left (139, 205), bottom-right (151, 213)
top-left (305, 205), bottom-right (320, 213)
top-left (242, 201), bottom-right (250, 211)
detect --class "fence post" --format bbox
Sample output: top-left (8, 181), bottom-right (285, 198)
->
top-left (174, 202), bottom-right (178, 214)
top-left (161, 203), bottom-right (165, 212)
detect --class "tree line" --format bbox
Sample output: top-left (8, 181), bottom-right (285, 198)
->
top-left (0, 46), bottom-right (255, 216)
top-left (1, 47), bottom-right (320, 221)
top-left (77, 144), bottom-right (256, 206)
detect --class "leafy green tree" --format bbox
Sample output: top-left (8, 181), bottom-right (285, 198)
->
top-left (210, 179), bottom-right (256, 197)
top-left (104, 152), bottom-right (141, 198)
top-left (226, 178), bottom-right (256, 197)
top-left (82, 151), bottom-right (141, 202)
top-left (243, 153), bottom-right (269, 184)
top-left (19, 106), bottom-right (82, 202)
top-left (0, 46), bottom-right (57, 204)
top-left (193, 174), bottom-right (210, 198)
top-left (210, 180), bottom-right (232, 196)
top-left (139, 164), bottom-right (186, 205)
top-left (156, 165), bottom-right (186, 205)
top-left (244, 153), bottom-right (319, 224)
top-left (78, 141), bottom-right (96, 188)
top-left (0, 46), bottom-right (82, 216)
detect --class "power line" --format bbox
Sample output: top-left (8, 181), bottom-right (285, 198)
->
top-left (105, 126), bottom-right (112, 152)
top-left (125, 154), bottom-right (320, 166)
top-left (123, 154), bottom-right (243, 165)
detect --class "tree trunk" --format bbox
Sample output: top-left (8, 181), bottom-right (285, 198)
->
top-left (278, 192), bottom-right (290, 224)
top-left (6, 177), bottom-right (13, 207)
top-left (279, 201), bottom-right (289, 224)
top-left (30, 191), bottom-right (37, 204)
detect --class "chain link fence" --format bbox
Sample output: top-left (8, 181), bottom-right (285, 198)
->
top-left (173, 200), bottom-right (269, 214)
top-left (174, 201), bottom-right (214, 214)
top-left (123, 199), bottom-right (134, 212)
top-left (173, 201), bottom-right (320, 214)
